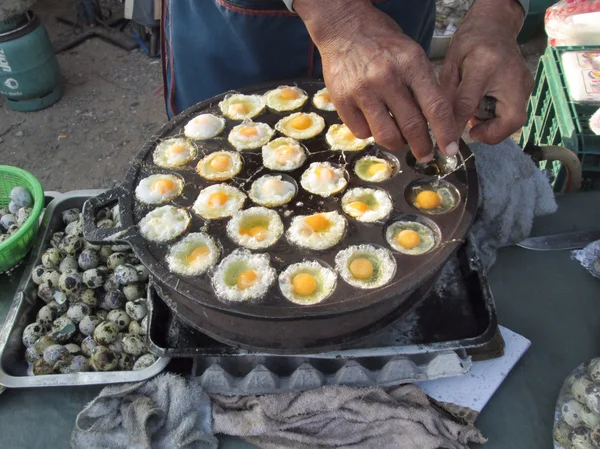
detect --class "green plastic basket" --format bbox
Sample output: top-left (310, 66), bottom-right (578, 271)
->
top-left (0, 166), bottom-right (44, 273)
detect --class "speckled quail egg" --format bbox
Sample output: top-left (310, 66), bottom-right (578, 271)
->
top-left (279, 260), bottom-right (337, 305)
top-left (301, 162), bottom-right (348, 197)
top-left (355, 156), bottom-right (395, 182)
top-left (96, 218), bottom-right (114, 229)
top-left (153, 138), bottom-right (197, 168)
top-left (7, 224), bottom-right (19, 235)
top-left (139, 206), bottom-right (191, 242)
top-left (43, 344), bottom-right (71, 370)
top-left (58, 271), bottom-right (82, 295)
top-left (123, 283), bottom-right (145, 302)
top-left (122, 334), bottom-right (146, 357)
top-left (166, 233), bottom-right (220, 276)
top-left (409, 183), bottom-right (458, 215)
top-left (25, 347), bottom-right (41, 364)
top-left (93, 321), bottom-right (119, 345)
top-left (580, 405), bottom-right (600, 429)
top-left (100, 290), bottom-right (125, 310)
top-left (22, 322), bottom-right (45, 348)
top-left (262, 137), bottom-right (307, 172)
top-left (47, 299), bottom-right (68, 315)
top-left (67, 303), bottom-right (92, 324)
top-left (589, 359), bottom-right (600, 383)
top-left (78, 289), bottom-right (98, 308)
top-left (125, 299), bottom-right (148, 321)
top-left (41, 269), bottom-right (61, 287)
top-left (91, 346), bottom-right (118, 371)
top-left (37, 305), bottom-right (58, 326)
top-left (286, 211), bottom-right (347, 251)
top-left (98, 245), bottom-right (113, 263)
top-left (563, 398), bottom-right (586, 427)
top-left (114, 264), bottom-right (140, 285)
top-left (192, 184), bottom-right (246, 220)
top-left (108, 333), bottom-right (124, 353)
top-left (128, 320), bottom-right (143, 336)
top-left (37, 282), bottom-right (56, 304)
top-left (276, 112), bottom-right (325, 140)
top-left (219, 93), bottom-right (265, 120)
top-left (83, 240), bottom-right (101, 252)
top-left (65, 219), bottom-right (83, 236)
top-left (573, 376), bottom-right (595, 403)
top-left (8, 201), bottom-right (19, 215)
top-left (135, 174), bottom-right (184, 205)
top-left (16, 207), bottom-right (31, 226)
top-left (184, 113), bottom-right (226, 140)
top-left (555, 420), bottom-right (572, 448)
top-left (0, 213), bottom-right (16, 229)
top-left (117, 353), bottom-right (134, 371)
top-left (134, 354), bottom-right (157, 371)
top-left (585, 385), bottom-right (600, 414)
top-left (227, 207), bottom-right (284, 250)
top-left (62, 208), bottom-right (80, 225)
top-left (140, 316), bottom-right (148, 336)
top-left (59, 256), bottom-right (79, 274)
top-left (96, 309), bottom-right (109, 321)
top-left (31, 265), bottom-right (47, 285)
top-left (64, 343), bottom-right (82, 355)
top-left (10, 186), bottom-right (33, 208)
top-left (60, 355), bottom-right (89, 374)
top-left (196, 150), bottom-right (243, 181)
top-left (569, 426), bottom-right (593, 449)
top-left (81, 336), bottom-right (96, 357)
top-left (32, 335), bottom-right (55, 357)
top-left (249, 175), bottom-right (296, 207)
top-left (107, 252), bottom-right (128, 270)
top-left (59, 234), bottom-right (83, 256)
top-left (134, 265), bottom-right (149, 282)
top-left (79, 314), bottom-right (103, 336)
top-left (107, 309), bottom-right (131, 331)
top-left (77, 249), bottom-right (99, 271)
top-left (212, 249), bottom-right (276, 302)
top-left (312, 87), bottom-right (335, 111)
top-left (42, 248), bottom-right (63, 268)
top-left (103, 272), bottom-right (119, 292)
top-left (335, 245), bottom-right (396, 289)
top-left (341, 188), bottom-right (393, 222)
top-left (326, 124), bottom-right (372, 151)
top-left (33, 358), bottom-right (55, 375)
top-left (264, 85), bottom-right (308, 111)
top-left (51, 316), bottom-right (77, 343)
top-left (228, 121), bottom-right (274, 151)
top-left (386, 220), bottom-right (437, 255)
top-left (82, 268), bottom-right (108, 289)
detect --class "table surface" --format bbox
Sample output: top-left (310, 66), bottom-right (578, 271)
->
top-left (1, 192), bottom-right (599, 449)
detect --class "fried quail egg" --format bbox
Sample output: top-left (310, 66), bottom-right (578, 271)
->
top-left (279, 261), bottom-right (337, 305)
top-left (286, 211), bottom-right (347, 250)
top-left (249, 175), bottom-right (296, 207)
top-left (335, 244), bottom-right (396, 289)
top-left (196, 151), bottom-right (243, 181)
top-left (386, 221), bottom-right (437, 255)
top-left (226, 207), bottom-right (284, 250)
top-left (135, 174), bottom-right (184, 205)
top-left (326, 124), bottom-right (373, 151)
top-left (153, 138), bottom-right (197, 168)
top-left (312, 87), bottom-right (335, 111)
top-left (184, 113), bottom-right (226, 140)
top-left (219, 93), bottom-right (265, 120)
top-left (228, 121), bottom-right (274, 150)
top-left (139, 206), bottom-right (190, 242)
top-left (212, 249), bottom-right (276, 302)
top-left (275, 112), bottom-right (325, 140)
top-left (354, 156), bottom-right (394, 182)
top-left (262, 137), bottom-right (307, 171)
top-left (341, 188), bottom-right (393, 222)
top-left (166, 232), bottom-right (220, 276)
top-left (264, 85), bottom-right (308, 111)
top-left (409, 183), bottom-right (457, 214)
top-left (300, 162), bottom-right (347, 197)
top-left (192, 184), bottom-right (246, 219)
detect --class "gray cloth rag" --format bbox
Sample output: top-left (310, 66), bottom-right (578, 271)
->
top-left (212, 384), bottom-right (487, 449)
top-left (71, 373), bottom-right (217, 449)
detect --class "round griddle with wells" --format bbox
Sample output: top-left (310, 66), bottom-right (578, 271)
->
top-left (82, 80), bottom-right (479, 353)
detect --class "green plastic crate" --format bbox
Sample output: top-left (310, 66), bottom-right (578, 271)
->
top-left (519, 45), bottom-right (600, 191)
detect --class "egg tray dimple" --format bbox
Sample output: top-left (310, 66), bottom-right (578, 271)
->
top-left (82, 79), bottom-right (478, 321)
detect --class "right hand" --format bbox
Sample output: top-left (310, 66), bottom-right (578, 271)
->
top-left (295, 0), bottom-right (459, 162)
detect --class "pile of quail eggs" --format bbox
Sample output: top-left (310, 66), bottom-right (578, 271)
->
top-left (555, 359), bottom-right (600, 448)
top-left (0, 186), bottom-right (34, 244)
top-left (22, 205), bottom-right (157, 375)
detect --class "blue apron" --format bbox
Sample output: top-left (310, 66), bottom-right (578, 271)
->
top-left (161, 0), bottom-right (436, 118)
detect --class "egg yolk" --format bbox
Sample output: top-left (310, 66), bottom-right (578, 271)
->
top-left (238, 228), bottom-right (250, 235)
top-left (169, 144), bottom-right (187, 155)
top-left (275, 146), bottom-right (296, 163)
top-left (290, 115), bottom-right (312, 130)
top-left (341, 127), bottom-right (356, 141)
top-left (237, 270), bottom-right (258, 290)
top-left (230, 103), bottom-right (248, 115)
top-left (187, 246), bottom-right (210, 263)
top-left (210, 155), bottom-right (231, 172)
top-left (347, 201), bottom-right (369, 216)
top-left (292, 273), bottom-right (317, 296)
top-left (262, 178), bottom-right (285, 195)
top-left (248, 226), bottom-right (268, 241)
top-left (396, 229), bottom-right (421, 249)
top-left (305, 214), bottom-right (329, 233)
top-left (280, 88), bottom-right (300, 101)
top-left (239, 126), bottom-right (259, 137)
top-left (349, 257), bottom-right (374, 279)
top-left (317, 93), bottom-right (331, 103)
top-left (315, 166), bottom-right (334, 182)
top-left (415, 190), bottom-right (441, 210)
top-left (367, 163), bottom-right (389, 177)
top-left (208, 192), bottom-right (228, 208)
top-left (151, 178), bottom-right (176, 195)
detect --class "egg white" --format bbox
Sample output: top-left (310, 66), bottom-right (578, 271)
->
top-left (278, 260), bottom-right (337, 305)
top-left (386, 221), bottom-right (437, 255)
top-left (139, 206), bottom-right (190, 242)
top-left (264, 85), bottom-right (308, 112)
top-left (153, 138), bottom-right (197, 168)
top-left (226, 207), bottom-right (284, 250)
top-left (326, 124), bottom-right (373, 151)
top-left (262, 137), bottom-right (307, 171)
top-left (275, 112), bottom-right (325, 140)
top-left (286, 211), bottom-right (347, 251)
top-left (249, 175), bottom-right (296, 207)
top-left (212, 249), bottom-right (276, 302)
top-left (184, 113), bottom-right (226, 140)
top-left (335, 244), bottom-right (396, 289)
top-left (166, 232), bottom-right (220, 276)
top-left (196, 151), bottom-right (243, 181)
top-left (135, 174), bottom-right (184, 205)
top-left (192, 184), bottom-right (246, 219)
top-left (312, 87), bottom-right (335, 111)
top-left (228, 121), bottom-right (274, 151)
top-left (300, 162), bottom-right (348, 197)
top-left (354, 156), bottom-right (394, 182)
top-left (219, 93), bottom-right (265, 120)
top-left (341, 188), bottom-right (393, 222)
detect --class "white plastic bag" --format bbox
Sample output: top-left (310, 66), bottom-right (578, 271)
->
top-left (545, 0), bottom-right (600, 46)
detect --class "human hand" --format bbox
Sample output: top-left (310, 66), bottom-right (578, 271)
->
top-left (439, 0), bottom-right (534, 144)
top-left (295, 0), bottom-right (459, 162)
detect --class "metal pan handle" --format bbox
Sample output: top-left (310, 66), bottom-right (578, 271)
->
top-left (82, 186), bottom-right (133, 244)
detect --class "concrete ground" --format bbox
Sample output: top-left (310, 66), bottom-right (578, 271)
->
top-left (0, 0), bottom-right (547, 192)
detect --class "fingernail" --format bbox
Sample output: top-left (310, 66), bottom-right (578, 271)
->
top-left (445, 142), bottom-right (459, 156)
top-left (417, 153), bottom-right (434, 164)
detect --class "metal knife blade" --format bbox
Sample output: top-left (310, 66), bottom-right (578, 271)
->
top-left (517, 229), bottom-right (600, 251)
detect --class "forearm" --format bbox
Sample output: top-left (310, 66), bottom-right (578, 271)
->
top-left (465, 0), bottom-right (526, 37)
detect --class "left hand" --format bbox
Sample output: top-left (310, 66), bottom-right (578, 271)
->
top-left (439, 0), bottom-right (534, 144)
